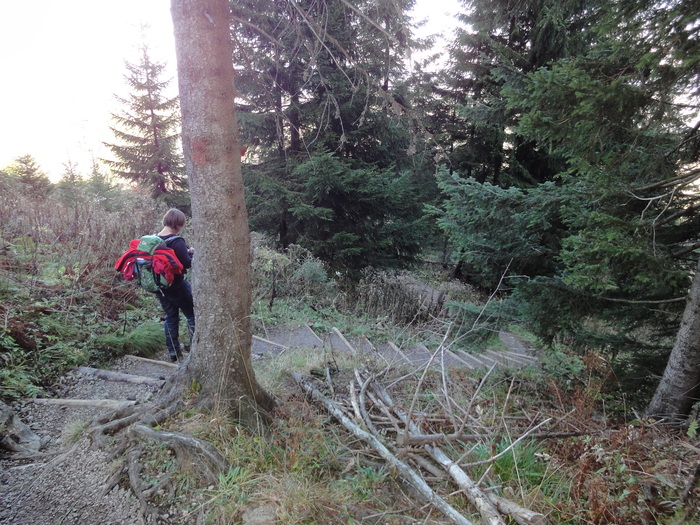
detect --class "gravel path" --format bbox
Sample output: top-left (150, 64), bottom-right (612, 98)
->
top-left (0, 353), bottom-right (174, 525)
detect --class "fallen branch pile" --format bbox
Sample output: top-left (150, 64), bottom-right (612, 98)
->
top-left (291, 366), bottom-right (550, 525)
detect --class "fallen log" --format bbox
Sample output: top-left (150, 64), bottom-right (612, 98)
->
top-left (291, 372), bottom-right (474, 525)
top-left (77, 367), bottom-right (164, 387)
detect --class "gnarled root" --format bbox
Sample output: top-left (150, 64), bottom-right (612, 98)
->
top-left (129, 423), bottom-right (229, 485)
top-left (85, 368), bottom-right (230, 522)
top-left (127, 446), bottom-right (162, 523)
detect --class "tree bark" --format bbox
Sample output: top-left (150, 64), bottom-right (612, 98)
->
top-left (170, 0), bottom-right (275, 420)
top-left (647, 257), bottom-right (700, 420)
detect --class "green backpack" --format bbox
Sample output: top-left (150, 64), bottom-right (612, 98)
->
top-left (134, 235), bottom-right (182, 293)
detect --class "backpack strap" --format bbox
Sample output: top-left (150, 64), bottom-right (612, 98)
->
top-left (162, 235), bottom-right (182, 247)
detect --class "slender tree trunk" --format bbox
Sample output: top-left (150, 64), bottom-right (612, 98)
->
top-left (170, 0), bottom-right (275, 421)
top-left (647, 257), bottom-right (700, 421)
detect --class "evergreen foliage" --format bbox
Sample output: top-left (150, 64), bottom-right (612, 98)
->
top-left (4, 155), bottom-right (53, 196)
top-left (291, 153), bottom-right (425, 271)
top-left (434, 0), bottom-right (700, 397)
top-left (230, 0), bottom-right (435, 269)
top-left (103, 45), bottom-right (187, 208)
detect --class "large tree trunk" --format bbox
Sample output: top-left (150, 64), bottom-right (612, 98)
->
top-left (647, 257), bottom-right (700, 421)
top-left (170, 0), bottom-right (274, 421)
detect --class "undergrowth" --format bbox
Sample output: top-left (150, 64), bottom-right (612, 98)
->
top-left (2, 181), bottom-right (699, 524)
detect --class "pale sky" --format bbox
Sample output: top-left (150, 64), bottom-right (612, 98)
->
top-left (0, 0), bottom-right (460, 180)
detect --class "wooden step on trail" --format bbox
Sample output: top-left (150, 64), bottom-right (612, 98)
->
top-left (450, 349), bottom-right (490, 369)
top-left (253, 335), bottom-right (289, 351)
top-left (484, 349), bottom-right (517, 366)
top-left (124, 354), bottom-right (178, 369)
top-left (443, 348), bottom-right (476, 370)
top-left (77, 367), bottom-right (165, 388)
top-left (329, 327), bottom-right (355, 354)
top-left (495, 350), bottom-right (538, 366)
top-left (28, 398), bottom-right (137, 410)
top-left (248, 324), bottom-right (539, 374)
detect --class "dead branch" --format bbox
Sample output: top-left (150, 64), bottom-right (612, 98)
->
top-left (458, 418), bottom-right (552, 469)
top-left (370, 378), bottom-right (505, 525)
top-left (681, 460), bottom-right (700, 505)
top-left (485, 493), bottom-right (547, 525)
top-left (426, 444), bottom-right (507, 525)
top-left (408, 452), bottom-right (448, 480)
top-left (291, 372), bottom-right (475, 525)
top-left (400, 430), bottom-right (586, 446)
top-left (353, 369), bottom-right (381, 437)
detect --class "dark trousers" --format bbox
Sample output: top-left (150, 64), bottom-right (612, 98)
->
top-left (157, 279), bottom-right (195, 357)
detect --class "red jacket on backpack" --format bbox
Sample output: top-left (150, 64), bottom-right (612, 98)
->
top-left (114, 239), bottom-right (184, 284)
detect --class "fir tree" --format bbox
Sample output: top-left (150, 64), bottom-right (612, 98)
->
top-left (231, 0), bottom-right (431, 270)
top-left (103, 45), bottom-right (186, 205)
top-left (6, 154), bottom-right (52, 196)
top-left (437, 0), bottom-right (700, 409)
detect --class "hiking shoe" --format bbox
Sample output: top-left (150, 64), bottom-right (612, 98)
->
top-left (170, 354), bottom-right (178, 363)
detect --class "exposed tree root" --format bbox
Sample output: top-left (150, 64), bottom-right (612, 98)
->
top-left (129, 424), bottom-right (229, 485)
top-left (81, 366), bottom-right (231, 524)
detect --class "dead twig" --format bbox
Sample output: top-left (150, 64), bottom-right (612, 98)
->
top-left (291, 372), bottom-right (475, 525)
top-left (371, 379), bottom-right (506, 525)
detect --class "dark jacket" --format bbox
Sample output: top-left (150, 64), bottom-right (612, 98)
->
top-left (159, 234), bottom-right (192, 284)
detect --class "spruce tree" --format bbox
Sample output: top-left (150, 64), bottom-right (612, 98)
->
top-left (103, 46), bottom-right (186, 206)
top-left (230, 0), bottom-right (431, 270)
top-left (437, 0), bottom-right (700, 407)
top-left (6, 154), bottom-right (53, 196)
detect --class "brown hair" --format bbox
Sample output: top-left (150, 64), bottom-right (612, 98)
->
top-left (162, 208), bottom-right (187, 230)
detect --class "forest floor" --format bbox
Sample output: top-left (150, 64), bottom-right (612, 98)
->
top-left (0, 325), bottom-right (534, 525)
top-left (1, 326), bottom-right (698, 525)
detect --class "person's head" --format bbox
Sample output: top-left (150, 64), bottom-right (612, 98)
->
top-left (162, 208), bottom-right (187, 232)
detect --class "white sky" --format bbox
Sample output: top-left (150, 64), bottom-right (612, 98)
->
top-left (0, 0), bottom-right (460, 180)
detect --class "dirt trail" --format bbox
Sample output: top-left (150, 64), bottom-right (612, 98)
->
top-left (0, 354), bottom-right (174, 525)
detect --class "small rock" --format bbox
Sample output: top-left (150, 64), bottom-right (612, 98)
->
top-left (241, 503), bottom-right (279, 525)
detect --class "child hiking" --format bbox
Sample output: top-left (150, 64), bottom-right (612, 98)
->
top-left (155, 208), bottom-right (195, 362)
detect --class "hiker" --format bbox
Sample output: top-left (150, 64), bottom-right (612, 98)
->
top-left (156, 208), bottom-right (195, 362)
